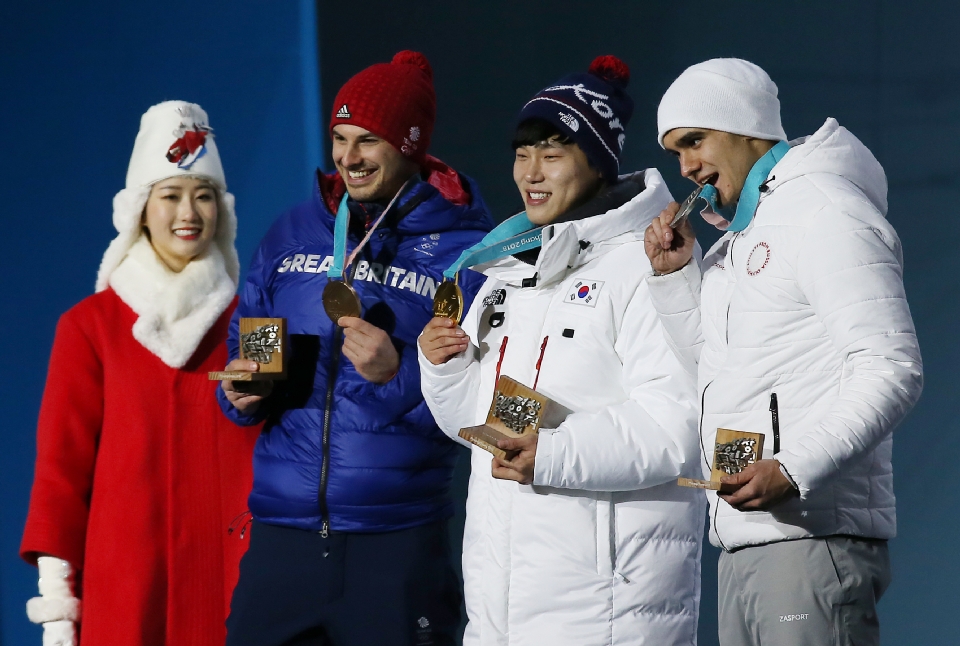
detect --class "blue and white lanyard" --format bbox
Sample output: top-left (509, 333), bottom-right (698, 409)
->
top-left (327, 178), bottom-right (415, 281)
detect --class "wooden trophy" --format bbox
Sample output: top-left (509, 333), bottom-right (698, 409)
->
top-left (678, 428), bottom-right (765, 492)
top-left (208, 318), bottom-right (287, 381)
top-left (459, 376), bottom-right (568, 460)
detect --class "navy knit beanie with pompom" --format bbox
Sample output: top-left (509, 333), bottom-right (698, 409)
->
top-left (516, 55), bottom-right (633, 182)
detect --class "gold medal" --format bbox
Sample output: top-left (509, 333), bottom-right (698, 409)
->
top-left (323, 178), bottom-right (417, 327)
top-left (433, 279), bottom-right (464, 322)
top-left (323, 280), bottom-right (361, 324)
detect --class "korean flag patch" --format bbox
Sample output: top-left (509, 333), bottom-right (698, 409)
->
top-left (565, 279), bottom-right (604, 307)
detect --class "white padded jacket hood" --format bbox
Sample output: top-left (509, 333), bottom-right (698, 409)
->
top-left (770, 116), bottom-right (888, 216)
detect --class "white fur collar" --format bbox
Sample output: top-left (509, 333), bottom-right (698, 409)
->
top-left (109, 236), bottom-right (236, 368)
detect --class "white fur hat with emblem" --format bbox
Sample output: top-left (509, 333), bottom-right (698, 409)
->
top-left (95, 100), bottom-right (239, 292)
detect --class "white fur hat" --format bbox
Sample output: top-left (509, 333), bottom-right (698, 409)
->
top-left (95, 100), bottom-right (239, 292)
top-left (657, 58), bottom-right (787, 147)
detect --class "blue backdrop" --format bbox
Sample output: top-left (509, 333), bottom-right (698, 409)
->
top-left (0, 2), bottom-right (323, 642)
top-left (2, 2), bottom-right (956, 644)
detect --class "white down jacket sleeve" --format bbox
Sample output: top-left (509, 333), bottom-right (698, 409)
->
top-left (645, 258), bottom-right (704, 375)
top-left (418, 340), bottom-right (481, 449)
top-left (533, 279), bottom-right (701, 492)
top-left (776, 206), bottom-right (923, 496)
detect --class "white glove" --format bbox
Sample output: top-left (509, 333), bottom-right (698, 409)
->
top-left (26, 557), bottom-right (80, 645)
top-left (42, 620), bottom-right (76, 646)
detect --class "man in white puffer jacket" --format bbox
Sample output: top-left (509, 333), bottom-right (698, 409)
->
top-left (419, 57), bottom-right (705, 645)
top-left (646, 58), bottom-right (923, 646)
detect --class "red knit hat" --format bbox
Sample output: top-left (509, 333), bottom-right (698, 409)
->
top-left (330, 51), bottom-right (436, 163)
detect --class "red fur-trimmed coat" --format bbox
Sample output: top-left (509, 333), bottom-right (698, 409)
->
top-left (21, 287), bottom-right (259, 645)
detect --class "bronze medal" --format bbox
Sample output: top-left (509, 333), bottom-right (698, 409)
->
top-left (323, 280), bottom-right (361, 324)
top-left (433, 280), bottom-right (464, 322)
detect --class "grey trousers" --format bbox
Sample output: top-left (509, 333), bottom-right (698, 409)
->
top-left (718, 536), bottom-right (891, 646)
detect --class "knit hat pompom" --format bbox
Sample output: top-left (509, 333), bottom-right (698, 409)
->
top-left (516, 57), bottom-right (635, 181)
top-left (588, 55), bottom-right (629, 88)
top-left (330, 51), bottom-right (436, 162)
top-left (392, 50), bottom-right (433, 80)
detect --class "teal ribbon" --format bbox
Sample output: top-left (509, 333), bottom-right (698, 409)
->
top-left (328, 194), bottom-right (351, 280)
top-left (702, 140), bottom-right (790, 233)
top-left (443, 212), bottom-right (543, 280)
top-left (328, 176), bottom-right (414, 279)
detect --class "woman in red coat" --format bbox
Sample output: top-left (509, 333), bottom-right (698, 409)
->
top-left (20, 101), bottom-right (259, 646)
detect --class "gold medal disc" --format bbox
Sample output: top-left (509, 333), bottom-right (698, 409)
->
top-left (323, 280), bottom-right (362, 324)
top-left (433, 280), bottom-right (464, 322)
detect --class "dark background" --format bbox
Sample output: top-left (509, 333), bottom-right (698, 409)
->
top-left (2, 1), bottom-right (957, 643)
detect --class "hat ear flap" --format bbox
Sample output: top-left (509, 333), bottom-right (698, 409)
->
top-left (96, 186), bottom-right (151, 292)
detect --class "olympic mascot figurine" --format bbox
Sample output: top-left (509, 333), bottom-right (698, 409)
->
top-left (20, 101), bottom-right (259, 646)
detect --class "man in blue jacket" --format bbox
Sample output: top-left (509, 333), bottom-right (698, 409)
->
top-left (218, 51), bottom-right (493, 646)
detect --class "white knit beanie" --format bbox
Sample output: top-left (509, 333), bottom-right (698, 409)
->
top-left (95, 100), bottom-right (239, 292)
top-left (657, 58), bottom-right (787, 147)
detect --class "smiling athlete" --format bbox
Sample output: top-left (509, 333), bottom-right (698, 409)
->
top-left (419, 56), bottom-right (705, 646)
top-left (218, 51), bottom-right (493, 646)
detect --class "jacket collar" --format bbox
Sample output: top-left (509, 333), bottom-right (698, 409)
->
top-left (109, 236), bottom-right (235, 368)
top-left (762, 118), bottom-right (888, 217)
top-left (314, 155), bottom-right (491, 237)
top-left (485, 169), bottom-right (673, 287)
top-left (316, 155), bottom-right (470, 215)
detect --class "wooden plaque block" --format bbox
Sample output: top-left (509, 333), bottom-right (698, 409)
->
top-left (678, 427), bottom-right (765, 491)
top-left (209, 317), bottom-right (287, 381)
top-left (458, 376), bottom-right (568, 460)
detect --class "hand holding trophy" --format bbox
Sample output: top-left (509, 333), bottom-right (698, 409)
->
top-left (459, 376), bottom-right (568, 460)
top-left (211, 318), bottom-right (287, 414)
top-left (209, 318), bottom-right (288, 382)
top-left (678, 428), bottom-right (765, 494)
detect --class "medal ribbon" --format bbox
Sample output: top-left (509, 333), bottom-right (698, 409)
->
top-left (327, 177), bottom-right (415, 280)
top-left (699, 140), bottom-right (791, 233)
top-left (442, 212), bottom-right (544, 280)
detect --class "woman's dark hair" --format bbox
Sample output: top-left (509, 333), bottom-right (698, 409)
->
top-left (512, 118), bottom-right (573, 150)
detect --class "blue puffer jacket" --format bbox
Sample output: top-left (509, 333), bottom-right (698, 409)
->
top-left (217, 158), bottom-right (493, 533)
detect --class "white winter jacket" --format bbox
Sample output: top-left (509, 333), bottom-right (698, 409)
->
top-left (647, 119), bottom-right (923, 551)
top-left (419, 169), bottom-right (706, 646)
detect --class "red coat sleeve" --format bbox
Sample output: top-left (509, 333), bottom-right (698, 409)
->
top-left (21, 308), bottom-right (105, 569)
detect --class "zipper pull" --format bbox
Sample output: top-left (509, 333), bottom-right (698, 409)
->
top-left (320, 519), bottom-right (329, 539)
top-left (494, 336), bottom-right (509, 385)
top-left (769, 393), bottom-right (780, 455)
top-left (533, 336), bottom-right (549, 391)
